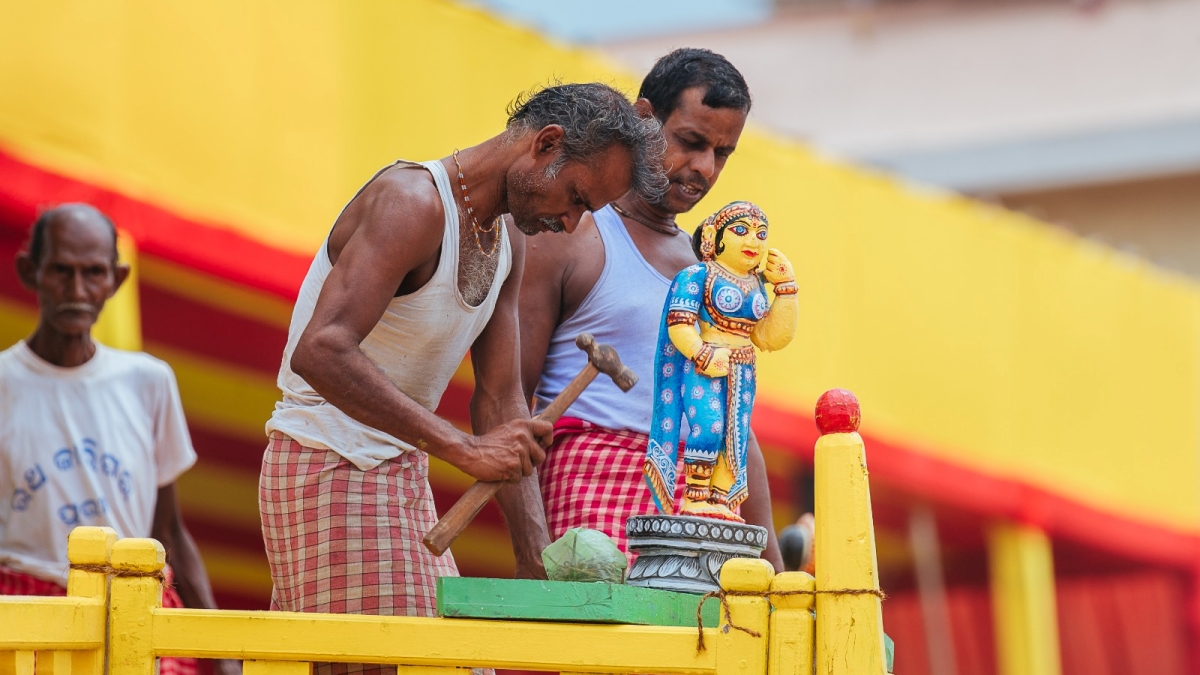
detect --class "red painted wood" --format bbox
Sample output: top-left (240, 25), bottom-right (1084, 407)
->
top-left (814, 388), bottom-right (861, 434)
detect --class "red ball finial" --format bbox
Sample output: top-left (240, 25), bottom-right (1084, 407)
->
top-left (815, 389), bottom-right (861, 434)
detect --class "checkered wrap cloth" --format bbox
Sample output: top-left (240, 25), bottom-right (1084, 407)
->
top-left (259, 432), bottom-right (459, 675)
top-left (0, 565), bottom-right (197, 675)
top-left (538, 417), bottom-right (684, 562)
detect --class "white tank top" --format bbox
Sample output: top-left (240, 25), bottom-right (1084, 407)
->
top-left (266, 160), bottom-right (513, 471)
top-left (533, 205), bottom-right (671, 434)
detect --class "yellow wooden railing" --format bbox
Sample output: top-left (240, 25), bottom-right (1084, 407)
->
top-left (0, 390), bottom-right (885, 675)
top-left (0, 527), bottom-right (113, 675)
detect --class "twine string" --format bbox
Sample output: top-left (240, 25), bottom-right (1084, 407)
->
top-left (695, 587), bottom-right (887, 653)
top-left (69, 563), bottom-right (167, 582)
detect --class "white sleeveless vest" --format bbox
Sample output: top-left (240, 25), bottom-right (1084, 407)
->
top-left (533, 204), bottom-right (671, 434)
top-left (266, 160), bottom-right (513, 470)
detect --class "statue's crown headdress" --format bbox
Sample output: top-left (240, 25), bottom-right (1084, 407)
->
top-left (698, 201), bottom-right (768, 262)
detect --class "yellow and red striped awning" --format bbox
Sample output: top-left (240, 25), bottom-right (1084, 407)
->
top-left (1, 0), bottom-right (1198, 605)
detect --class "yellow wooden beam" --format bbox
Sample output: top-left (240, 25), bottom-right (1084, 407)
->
top-left (148, 611), bottom-right (716, 674)
top-left (988, 522), bottom-right (1061, 675)
top-left (0, 600), bottom-right (105, 650)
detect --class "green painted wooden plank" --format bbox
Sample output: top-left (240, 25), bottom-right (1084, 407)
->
top-left (436, 577), bottom-right (720, 628)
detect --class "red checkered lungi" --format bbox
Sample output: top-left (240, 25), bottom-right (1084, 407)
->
top-left (0, 565), bottom-right (197, 675)
top-left (538, 418), bottom-right (684, 563)
top-left (259, 433), bottom-right (458, 675)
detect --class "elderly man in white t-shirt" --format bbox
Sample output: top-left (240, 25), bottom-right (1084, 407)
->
top-left (0, 204), bottom-right (238, 675)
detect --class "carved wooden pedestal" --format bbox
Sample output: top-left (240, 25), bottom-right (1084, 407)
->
top-left (625, 514), bottom-right (767, 594)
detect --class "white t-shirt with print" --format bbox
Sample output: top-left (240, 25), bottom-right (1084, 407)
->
top-left (0, 341), bottom-right (196, 584)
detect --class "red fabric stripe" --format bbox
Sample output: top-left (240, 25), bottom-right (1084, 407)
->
top-left (0, 147), bottom-right (309, 301)
top-left (753, 400), bottom-right (1200, 569)
top-left (141, 283), bottom-right (286, 376)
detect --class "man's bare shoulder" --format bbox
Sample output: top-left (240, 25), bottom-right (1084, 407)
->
top-left (352, 164), bottom-right (444, 237)
top-left (330, 163), bottom-right (446, 260)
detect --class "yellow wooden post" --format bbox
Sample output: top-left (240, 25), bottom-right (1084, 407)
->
top-left (768, 572), bottom-right (815, 675)
top-left (715, 558), bottom-right (773, 675)
top-left (92, 230), bottom-right (142, 351)
top-left (988, 522), bottom-right (1061, 675)
top-left (108, 538), bottom-right (165, 675)
top-left (813, 389), bottom-right (886, 675)
top-left (63, 526), bottom-right (117, 675)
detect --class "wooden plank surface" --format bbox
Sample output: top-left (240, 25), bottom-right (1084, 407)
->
top-left (436, 578), bottom-right (719, 628)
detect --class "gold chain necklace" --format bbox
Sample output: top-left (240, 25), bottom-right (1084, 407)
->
top-left (452, 150), bottom-right (501, 257)
top-left (611, 200), bottom-right (680, 236)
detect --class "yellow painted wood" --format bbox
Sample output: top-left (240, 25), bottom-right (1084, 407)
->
top-left (92, 232), bottom-right (142, 352)
top-left (0, 600), bottom-right (105, 649)
top-left (63, 529), bottom-right (110, 675)
top-left (33, 651), bottom-right (72, 675)
top-left (1, 529), bottom-right (825, 675)
top-left (149, 611), bottom-right (717, 674)
top-left (0, 652), bottom-right (35, 675)
top-left (768, 573), bottom-right (815, 675)
top-left (0, 527), bottom-right (112, 675)
top-left (66, 652), bottom-right (96, 675)
top-left (66, 527), bottom-right (116, 605)
top-left (243, 661), bottom-right (312, 675)
top-left (715, 559), bottom-right (773, 675)
top-left (814, 431), bottom-right (887, 675)
top-left (988, 523), bottom-right (1062, 675)
top-left (109, 539), bottom-right (165, 675)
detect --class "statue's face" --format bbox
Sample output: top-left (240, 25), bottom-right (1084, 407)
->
top-left (715, 216), bottom-right (768, 276)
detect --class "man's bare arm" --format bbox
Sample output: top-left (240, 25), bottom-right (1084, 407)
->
top-left (292, 174), bottom-right (542, 483)
top-left (744, 429), bottom-right (784, 572)
top-left (471, 222), bottom-right (553, 578)
top-left (151, 484), bottom-right (241, 675)
top-left (518, 224), bottom-right (570, 405)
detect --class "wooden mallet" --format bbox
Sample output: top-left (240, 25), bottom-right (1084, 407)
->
top-left (422, 333), bottom-right (638, 556)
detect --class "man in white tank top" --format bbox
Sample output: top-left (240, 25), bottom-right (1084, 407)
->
top-left (259, 83), bottom-right (666, 665)
top-left (521, 51), bottom-right (784, 570)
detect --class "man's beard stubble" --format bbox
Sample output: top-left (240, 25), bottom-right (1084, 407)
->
top-left (507, 165), bottom-right (565, 235)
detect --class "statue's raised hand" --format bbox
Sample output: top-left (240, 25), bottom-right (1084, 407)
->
top-left (762, 248), bottom-right (795, 285)
top-left (700, 346), bottom-right (732, 378)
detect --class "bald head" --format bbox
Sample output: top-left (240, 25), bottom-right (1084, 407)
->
top-left (28, 204), bottom-right (119, 264)
top-left (17, 203), bottom-right (128, 341)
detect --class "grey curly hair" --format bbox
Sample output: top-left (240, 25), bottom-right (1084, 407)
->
top-left (506, 83), bottom-right (668, 203)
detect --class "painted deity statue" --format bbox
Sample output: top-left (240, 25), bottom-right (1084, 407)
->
top-left (643, 202), bottom-right (798, 521)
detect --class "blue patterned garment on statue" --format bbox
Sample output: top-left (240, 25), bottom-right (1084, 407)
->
top-left (643, 262), bottom-right (769, 514)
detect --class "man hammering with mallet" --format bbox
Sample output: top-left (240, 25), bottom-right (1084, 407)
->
top-left (257, 82), bottom-right (666, 675)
